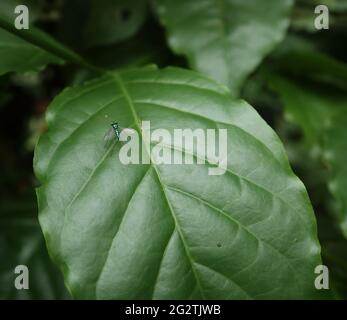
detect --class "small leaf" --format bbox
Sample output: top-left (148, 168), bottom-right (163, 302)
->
top-left (0, 14), bottom-right (92, 75)
top-left (0, 27), bottom-right (63, 75)
top-left (155, 0), bottom-right (293, 95)
top-left (35, 66), bottom-right (325, 299)
top-left (0, 2), bottom-right (66, 75)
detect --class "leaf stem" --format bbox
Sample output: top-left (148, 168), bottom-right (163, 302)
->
top-left (0, 17), bottom-right (103, 74)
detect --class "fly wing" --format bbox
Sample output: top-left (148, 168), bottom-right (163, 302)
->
top-left (103, 126), bottom-right (135, 148)
top-left (104, 127), bottom-right (114, 141)
top-left (103, 127), bottom-right (115, 148)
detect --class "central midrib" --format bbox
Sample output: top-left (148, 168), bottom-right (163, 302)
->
top-left (111, 72), bottom-right (298, 300)
top-left (112, 72), bottom-right (207, 299)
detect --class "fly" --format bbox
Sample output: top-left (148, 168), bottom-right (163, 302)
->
top-left (104, 121), bottom-right (121, 148)
top-left (111, 121), bottom-right (121, 140)
top-left (104, 121), bottom-right (135, 148)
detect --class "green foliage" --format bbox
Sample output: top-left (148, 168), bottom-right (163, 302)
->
top-left (156, 0), bottom-right (294, 95)
top-left (324, 111), bottom-right (347, 238)
top-left (264, 47), bottom-right (347, 245)
top-left (0, 21), bottom-right (63, 75)
top-left (0, 194), bottom-right (69, 299)
top-left (267, 74), bottom-right (347, 145)
top-left (0, 34), bottom-right (62, 76)
top-left (0, 0), bottom-right (346, 300)
top-left (0, 1), bottom-right (66, 74)
top-left (34, 67), bottom-right (324, 299)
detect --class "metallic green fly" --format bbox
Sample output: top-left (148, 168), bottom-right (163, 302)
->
top-left (104, 121), bottom-right (121, 148)
top-left (104, 121), bottom-right (135, 148)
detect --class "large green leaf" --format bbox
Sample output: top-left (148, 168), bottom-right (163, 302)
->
top-left (0, 195), bottom-right (70, 299)
top-left (34, 66), bottom-right (325, 299)
top-left (155, 0), bottom-right (293, 95)
top-left (324, 110), bottom-right (347, 239)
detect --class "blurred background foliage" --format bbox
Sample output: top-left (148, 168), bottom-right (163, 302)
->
top-left (0, 0), bottom-right (346, 299)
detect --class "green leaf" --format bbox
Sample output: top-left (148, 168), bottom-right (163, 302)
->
top-left (324, 110), bottom-right (347, 239)
top-left (0, 2), bottom-right (65, 75)
top-left (0, 195), bottom-right (70, 299)
top-left (0, 14), bottom-right (94, 75)
top-left (271, 50), bottom-right (347, 89)
top-left (35, 66), bottom-right (325, 299)
top-left (0, 27), bottom-right (62, 75)
top-left (266, 56), bottom-right (347, 240)
top-left (155, 0), bottom-right (293, 95)
top-left (267, 74), bottom-right (347, 145)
